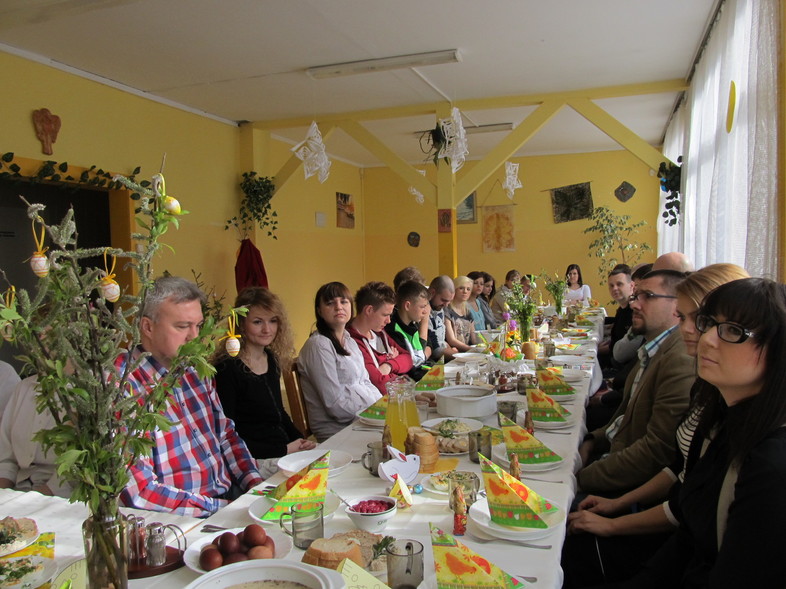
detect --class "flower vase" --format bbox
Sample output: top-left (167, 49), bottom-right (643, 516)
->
top-left (82, 513), bottom-right (129, 589)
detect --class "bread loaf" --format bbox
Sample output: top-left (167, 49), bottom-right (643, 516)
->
top-left (405, 427), bottom-right (439, 472)
top-left (301, 537), bottom-right (365, 570)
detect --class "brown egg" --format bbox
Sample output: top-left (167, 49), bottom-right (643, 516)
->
top-left (199, 548), bottom-right (224, 571)
top-left (224, 553), bottom-right (249, 565)
top-left (236, 531), bottom-right (245, 544)
top-left (217, 532), bottom-right (241, 556)
top-left (243, 524), bottom-right (267, 547)
top-left (263, 536), bottom-right (276, 552)
top-left (247, 545), bottom-right (274, 560)
top-left (200, 544), bottom-right (220, 555)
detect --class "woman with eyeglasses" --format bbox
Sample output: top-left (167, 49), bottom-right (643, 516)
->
top-left (564, 264), bottom-right (749, 588)
top-left (582, 277), bottom-right (786, 588)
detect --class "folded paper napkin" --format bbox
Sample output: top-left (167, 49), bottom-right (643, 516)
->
top-left (416, 364), bottom-right (445, 391)
top-left (499, 415), bottom-right (561, 464)
top-left (389, 475), bottom-right (413, 508)
top-left (478, 455), bottom-right (558, 529)
top-left (262, 451), bottom-right (330, 519)
top-left (9, 531), bottom-right (54, 559)
top-left (535, 369), bottom-right (575, 395)
top-left (481, 425), bottom-right (504, 446)
top-left (430, 524), bottom-right (523, 589)
top-left (526, 388), bottom-right (570, 422)
top-left (338, 557), bottom-right (390, 589)
top-left (359, 396), bottom-right (388, 420)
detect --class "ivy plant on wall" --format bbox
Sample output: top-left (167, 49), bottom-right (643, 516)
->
top-left (225, 171), bottom-right (278, 240)
top-left (658, 156), bottom-right (682, 226)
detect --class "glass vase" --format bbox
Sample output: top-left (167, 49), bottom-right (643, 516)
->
top-left (82, 514), bottom-right (129, 589)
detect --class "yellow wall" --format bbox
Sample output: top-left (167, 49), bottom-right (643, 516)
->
top-left (364, 150), bottom-right (659, 306)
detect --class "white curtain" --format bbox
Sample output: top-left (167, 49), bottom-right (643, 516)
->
top-left (658, 0), bottom-right (779, 278)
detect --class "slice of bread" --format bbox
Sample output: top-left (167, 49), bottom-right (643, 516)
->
top-left (330, 530), bottom-right (383, 566)
top-left (301, 537), bottom-right (364, 570)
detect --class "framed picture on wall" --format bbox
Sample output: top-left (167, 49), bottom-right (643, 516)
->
top-left (456, 192), bottom-right (477, 224)
top-left (437, 209), bottom-right (453, 233)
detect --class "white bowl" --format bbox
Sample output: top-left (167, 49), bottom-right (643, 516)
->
top-left (277, 449), bottom-right (353, 478)
top-left (435, 384), bottom-right (497, 418)
top-left (183, 559), bottom-right (344, 589)
top-left (345, 495), bottom-right (397, 533)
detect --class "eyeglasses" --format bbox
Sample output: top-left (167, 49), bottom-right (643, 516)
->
top-left (628, 292), bottom-right (678, 304)
top-left (695, 314), bottom-right (755, 344)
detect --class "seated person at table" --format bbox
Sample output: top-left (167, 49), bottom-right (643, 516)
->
top-left (445, 276), bottom-right (478, 351)
top-left (468, 271), bottom-right (497, 329)
top-left (565, 263), bottom-right (592, 305)
top-left (490, 269), bottom-right (520, 323)
top-left (385, 280), bottom-right (432, 380)
top-left (118, 276), bottom-right (262, 517)
top-left (0, 360), bottom-right (21, 418)
top-left (577, 270), bottom-right (694, 496)
top-left (427, 276), bottom-right (460, 362)
top-left (214, 287), bottom-right (316, 461)
top-left (0, 376), bottom-right (69, 497)
top-left (348, 281), bottom-right (413, 395)
top-left (392, 266), bottom-right (425, 291)
top-left (598, 264), bottom-right (634, 369)
top-left (299, 282), bottom-right (381, 442)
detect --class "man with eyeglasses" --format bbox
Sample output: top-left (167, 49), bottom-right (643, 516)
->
top-left (577, 269), bottom-right (695, 495)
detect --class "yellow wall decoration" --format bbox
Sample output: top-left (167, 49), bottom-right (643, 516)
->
top-left (482, 205), bottom-right (515, 253)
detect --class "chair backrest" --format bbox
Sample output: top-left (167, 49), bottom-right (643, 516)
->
top-left (282, 359), bottom-right (311, 439)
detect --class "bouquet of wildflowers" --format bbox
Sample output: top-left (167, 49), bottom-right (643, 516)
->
top-left (504, 282), bottom-right (537, 343)
top-left (541, 272), bottom-right (567, 313)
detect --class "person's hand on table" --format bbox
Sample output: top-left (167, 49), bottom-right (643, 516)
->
top-left (567, 509), bottom-right (616, 536)
top-left (577, 494), bottom-right (624, 516)
top-left (287, 438), bottom-right (317, 454)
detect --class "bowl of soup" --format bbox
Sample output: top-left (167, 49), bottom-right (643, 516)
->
top-left (183, 560), bottom-right (345, 589)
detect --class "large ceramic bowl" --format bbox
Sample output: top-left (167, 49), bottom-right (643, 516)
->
top-left (345, 495), bottom-right (397, 533)
top-left (435, 384), bottom-right (497, 418)
top-left (183, 560), bottom-right (345, 589)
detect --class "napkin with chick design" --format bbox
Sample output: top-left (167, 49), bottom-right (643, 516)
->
top-left (499, 414), bottom-right (561, 464)
top-left (525, 387), bottom-right (570, 422)
top-left (478, 454), bottom-right (558, 529)
top-left (261, 450), bottom-right (330, 519)
top-left (430, 523), bottom-right (523, 589)
top-left (535, 368), bottom-right (576, 396)
top-left (359, 396), bottom-right (388, 420)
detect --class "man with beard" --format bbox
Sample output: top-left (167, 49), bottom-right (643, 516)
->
top-left (576, 270), bottom-right (694, 495)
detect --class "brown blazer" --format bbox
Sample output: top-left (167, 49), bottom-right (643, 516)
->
top-left (578, 328), bottom-right (695, 494)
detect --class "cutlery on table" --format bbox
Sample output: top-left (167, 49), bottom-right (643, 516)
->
top-left (468, 527), bottom-right (551, 550)
top-left (200, 524), bottom-right (229, 533)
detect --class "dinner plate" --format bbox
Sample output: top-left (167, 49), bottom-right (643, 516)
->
top-left (559, 369), bottom-right (587, 383)
top-left (548, 354), bottom-right (589, 366)
top-left (452, 352), bottom-right (488, 363)
top-left (533, 413), bottom-right (577, 430)
top-left (421, 417), bottom-right (483, 434)
top-left (354, 410), bottom-right (385, 427)
top-left (468, 497), bottom-right (565, 542)
top-left (0, 523), bottom-right (39, 558)
top-left (51, 558), bottom-right (86, 589)
top-left (277, 449), bottom-right (353, 478)
top-left (247, 493), bottom-right (340, 525)
top-left (0, 556), bottom-right (58, 589)
top-left (183, 527), bottom-right (293, 574)
top-left (421, 474), bottom-right (450, 496)
top-left (491, 443), bottom-right (564, 472)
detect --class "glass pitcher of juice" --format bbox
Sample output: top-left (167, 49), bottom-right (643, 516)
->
top-left (385, 376), bottom-right (419, 449)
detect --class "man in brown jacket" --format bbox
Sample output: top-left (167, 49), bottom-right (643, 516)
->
top-left (577, 270), bottom-right (694, 495)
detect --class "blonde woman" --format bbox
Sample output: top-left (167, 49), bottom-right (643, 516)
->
top-left (444, 276), bottom-right (478, 352)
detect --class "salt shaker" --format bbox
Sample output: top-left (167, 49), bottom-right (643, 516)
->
top-left (145, 523), bottom-right (167, 567)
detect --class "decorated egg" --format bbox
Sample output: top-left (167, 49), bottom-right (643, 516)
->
top-left (30, 253), bottom-right (49, 278)
top-left (1, 323), bottom-right (14, 342)
top-left (100, 279), bottom-right (121, 303)
top-left (225, 336), bottom-right (241, 357)
top-left (163, 196), bottom-right (181, 215)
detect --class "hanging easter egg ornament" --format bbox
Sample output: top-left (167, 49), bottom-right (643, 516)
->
top-left (152, 173), bottom-right (182, 215)
top-left (163, 196), bottom-right (181, 215)
top-left (1, 287), bottom-right (17, 342)
top-left (99, 249), bottom-right (121, 303)
top-left (220, 310), bottom-right (242, 357)
top-left (29, 219), bottom-right (49, 278)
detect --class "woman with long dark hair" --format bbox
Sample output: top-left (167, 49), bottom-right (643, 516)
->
top-left (298, 282), bottom-right (380, 442)
top-left (213, 287), bottom-right (316, 460)
top-left (565, 263), bottom-right (592, 305)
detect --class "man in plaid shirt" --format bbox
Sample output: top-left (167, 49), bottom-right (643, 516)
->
top-left (118, 276), bottom-right (262, 517)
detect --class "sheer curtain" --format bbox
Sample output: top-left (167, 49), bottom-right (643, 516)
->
top-left (658, 0), bottom-right (779, 278)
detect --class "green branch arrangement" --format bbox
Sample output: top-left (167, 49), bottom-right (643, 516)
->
top-left (540, 272), bottom-right (567, 312)
top-left (583, 206), bottom-right (652, 280)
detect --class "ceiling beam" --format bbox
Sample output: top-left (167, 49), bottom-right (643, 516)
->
top-left (455, 101), bottom-right (564, 202)
top-left (567, 98), bottom-right (671, 170)
top-left (250, 79), bottom-right (688, 130)
top-left (335, 119), bottom-right (436, 201)
top-left (271, 123), bottom-right (336, 195)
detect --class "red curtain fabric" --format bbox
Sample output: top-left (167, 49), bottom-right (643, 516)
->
top-left (234, 238), bottom-right (268, 292)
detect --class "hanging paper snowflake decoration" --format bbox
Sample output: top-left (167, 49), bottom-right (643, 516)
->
top-left (437, 107), bottom-right (469, 173)
top-left (502, 161), bottom-right (522, 199)
top-left (408, 169), bottom-right (427, 204)
top-left (293, 121), bottom-right (331, 183)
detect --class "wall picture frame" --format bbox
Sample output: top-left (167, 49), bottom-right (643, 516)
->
top-left (456, 191), bottom-right (477, 224)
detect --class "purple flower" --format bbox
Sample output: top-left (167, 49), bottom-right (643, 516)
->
top-left (502, 312), bottom-right (510, 320)
top-left (508, 319), bottom-right (517, 330)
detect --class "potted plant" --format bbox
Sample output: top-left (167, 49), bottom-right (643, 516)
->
top-left (583, 206), bottom-right (652, 280)
top-left (0, 173), bottom-right (220, 589)
top-left (225, 171), bottom-right (278, 239)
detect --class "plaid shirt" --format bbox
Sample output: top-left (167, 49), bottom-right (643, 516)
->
top-left (117, 347), bottom-right (262, 517)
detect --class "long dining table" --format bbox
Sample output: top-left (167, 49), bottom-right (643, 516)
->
top-left (0, 324), bottom-right (599, 588)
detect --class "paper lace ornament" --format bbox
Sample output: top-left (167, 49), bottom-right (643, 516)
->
top-left (293, 121), bottom-right (331, 183)
top-left (408, 169), bottom-right (427, 204)
top-left (502, 162), bottom-right (522, 199)
top-left (438, 107), bottom-right (469, 173)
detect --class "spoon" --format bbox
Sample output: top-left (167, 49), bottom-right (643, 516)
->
top-left (328, 488), bottom-right (354, 510)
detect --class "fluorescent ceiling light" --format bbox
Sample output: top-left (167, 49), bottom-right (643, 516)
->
top-left (414, 122), bottom-right (513, 136)
top-left (307, 49), bottom-right (461, 79)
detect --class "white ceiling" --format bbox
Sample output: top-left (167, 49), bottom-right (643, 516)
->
top-left (1, 0), bottom-right (718, 167)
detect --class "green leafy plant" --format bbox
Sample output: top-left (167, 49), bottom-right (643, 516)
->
top-left (658, 157), bottom-right (682, 226)
top-left (583, 206), bottom-right (652, 279)
top-left (505, 282), bottom-right (538, 339)
top-left (541, 272), bottom-right (567, 312)
top-left (419, 124), bottom-right (450, 166)
top-left (225, 171), bottom-right (278, 239)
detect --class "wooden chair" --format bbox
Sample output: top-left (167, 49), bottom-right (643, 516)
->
top-left (282, 359), bottom-right (312, 439)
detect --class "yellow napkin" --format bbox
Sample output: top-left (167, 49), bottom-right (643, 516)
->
top-left (481, 425), bottom-right (504, 446)
top-left (526, 388), bottom-right (570, 422)
top-left (536, 369), bottom-right (576, 396)
top-left (359, 396), bottom-right (388, 420)
top-left (478, 455), bottom-right (558, 529)
top-left (499, 415), bottom-right (561, 464)
top-left (7, 531), bottom-right (54, 559)
top-left (338, 558), bottom-right (390, 589)
top-left (416, 364), bottom-right (445, 391)
top-left (430, 524), bottom-right (523, 589)
top-left (389, 476), bottom-right (413, 508)
top-left (262, 450), bottom-right (330, 520)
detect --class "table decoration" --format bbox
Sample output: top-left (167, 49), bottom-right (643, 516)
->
top-left (259, 451), bottom-right (330, 520)
top-left (525, 389), bottom-right (570, 423)
top-left (535, 369), bottom-right (576, 396)
top-left (498, 415), bottom-right (561, 467)
top-left (0, 171), bottom-right (228, 589)
top-left (541, 273), bottom-right (566, 315)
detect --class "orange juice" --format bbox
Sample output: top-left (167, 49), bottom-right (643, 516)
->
top-left (404, 396), bottom-right (420, 428)
top-left (385, 396), bottom-right (409, 450)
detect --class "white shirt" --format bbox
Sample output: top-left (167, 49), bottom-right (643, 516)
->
top-left (0, 361), bottom-right (21, 418)
top-left (565, 284), bottom-right (592, 303)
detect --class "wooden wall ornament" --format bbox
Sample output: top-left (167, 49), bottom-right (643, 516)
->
top-left (32, 108), bottom-right (62, 155)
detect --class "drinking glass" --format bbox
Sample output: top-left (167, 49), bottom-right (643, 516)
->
top-left (386, 539), bottom-right (424, 589)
